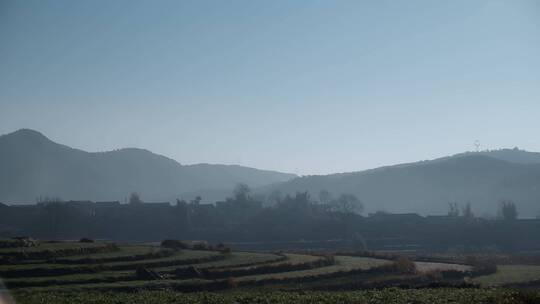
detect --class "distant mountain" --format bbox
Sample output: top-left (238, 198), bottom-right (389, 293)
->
top-left (453, 148), bottom-right (540, 164)
top-left (0, 129), bottom-right (296, 203)
top-left (264, 151), bottom-right (540, 217)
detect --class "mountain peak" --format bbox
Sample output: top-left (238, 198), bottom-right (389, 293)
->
top-left (0, 128), bottom-right (295, 203)
top-left (1, 128), bottom-right (52, 144)
top-left (7, 128), bottom-right (47, 138)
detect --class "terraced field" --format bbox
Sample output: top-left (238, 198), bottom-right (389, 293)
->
top-left (473, 264), bottom-right (540, 286)
top-left (0, 241), bottom-right (115, 261)
top-left (0, 239), bottom-right (477, 296)
top-left (2, 241), bottom-right (329, 291)
top-left (0, 241), bottom-right (110, 255)
top-left (0, 249), bottom-right (223, 279)
top-left (54, 245), bottom-right (168, 263)
top-left (238, 256), bottom-right (390, 282)
top-left (155, 251), bottom-right (285, 274)
top-left (414, 261), bottom-right (472, 273)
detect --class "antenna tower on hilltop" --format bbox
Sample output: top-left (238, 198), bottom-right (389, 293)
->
top-left (474, 140), bottom-right (481, 152)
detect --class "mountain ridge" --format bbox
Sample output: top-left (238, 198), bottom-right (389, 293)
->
top-left (0, 129), bottom-right (296, 203)
top-left (263, 152), bottom-right (540, 217)
top-left (2, 129), bottom-right (540, 217)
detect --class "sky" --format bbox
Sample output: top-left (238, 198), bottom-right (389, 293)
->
top-left (0, 0), bottom-right (539, 175)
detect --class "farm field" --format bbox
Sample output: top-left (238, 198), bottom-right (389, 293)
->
top-left (54, 245), bottom-right (165, 262)
top-left (154, 251), bottom-right (284, 273)
top-left (11, 288), bottom-right (540, 304)
top-left (473, 264), bottom-right (540, 286)
top-left (238, 256), bottom-right (391, 281)
top-left (2, 239), bottom-right (540, 304)
top-left (414, 261), bottom-right (472, 273)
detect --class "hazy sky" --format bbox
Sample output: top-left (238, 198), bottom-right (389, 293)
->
top-left (1, 0), bottom-right (539, 175)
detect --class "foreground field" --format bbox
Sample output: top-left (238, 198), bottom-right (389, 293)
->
top-left (6, 238), bottom-right (540, 304)
top-left (473, 265), bottom-right (540, 287)
top-left (11, 288), bottom-right (540, 304)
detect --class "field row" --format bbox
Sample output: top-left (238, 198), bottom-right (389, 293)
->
top-left (4, 240), bottom-right (535, 293)
top-left (12, 288), bottom-right (540, 304)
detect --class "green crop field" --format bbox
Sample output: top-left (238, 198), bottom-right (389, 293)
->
top-left (154, 251), bottom-right (284, 273)
top-left (54, 245), bottom-right (164, 262)
top-left (0, 241), bottom-right (108, 255)
top-left (414, 261), bottom-right (472, 273)
top-left (3, 240), bottom-right (540, 304)
top-left (10, 288), bottom-right (540, 304)
top-left (0, 250), bottom-right (219, 272)
top-left (238, 256), bottom-right (391, 281)
top-left (473, 264), bottom-right (540, 286)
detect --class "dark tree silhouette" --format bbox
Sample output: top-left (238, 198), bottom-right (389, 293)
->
top-left (191, 196), bottom-right (202, 205)
top-left (498, 200), bottom-right (518, 221)
top-left (318, 190), bottom-right (332, 204)
top-left (266, 190), bottom-right (283, 206)
top-left (330, 194), bottom-right (363, 214)
top-left (462, 202), bottom-right (474, 220)
top-left (233, 183), bottom-right (251, 201)
top-left (447, 202), bottom-right (459, 217)
top-left (129, 192), bottom-right (142, 204)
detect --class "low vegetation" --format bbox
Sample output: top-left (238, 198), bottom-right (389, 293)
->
top-left (2, 239), bottom-right (540, 304)
top-left (12, 288), bottom-right (540, 304)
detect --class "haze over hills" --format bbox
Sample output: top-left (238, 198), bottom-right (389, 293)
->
top-left (1, 129), bottom-right (540, 218)
top-left (215, 148), bottom-right (539, 217)
top-left (264, 150), bottom-right (540, 217)
top-left (0, 129), bottom-right (296, 203)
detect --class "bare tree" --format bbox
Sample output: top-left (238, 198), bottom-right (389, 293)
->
top-left (191, 196), bottom-right (202, 205)
top-left (447, 202), bottom-right (460, 217)
top-left (462, 202), bottom-right (474, 220)
top-left (266, 190), bottom-right (283, 206)
top-left (129, 192), bottom-right (142, 204)
top-left (330, 194), bottom-right (364, 214)
top-left (233, 183), bottom-right (251, 201)
top-left (318, 190), bottom-right (332, 205)
top-left (498, 200), bottom-right (518, 221)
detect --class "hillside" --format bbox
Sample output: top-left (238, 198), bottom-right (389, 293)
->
top-left (454, 148), bottom-right (540, 164)
top-left (264, 153), bottom-right (540, 217)
top-left (0, 129), bottom-right (296, 203)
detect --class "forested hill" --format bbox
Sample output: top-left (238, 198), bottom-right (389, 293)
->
top-left (0, 129), bottom-right (296, 203)
top-left (264, 150), bottom-right (540, 217)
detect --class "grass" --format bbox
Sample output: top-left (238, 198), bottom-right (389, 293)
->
top-left (0, 249), bottom-right (224, 280)
top-left (414, 261), bottom-right (471, 273)
top-left (3, 271), bottom-right (134, 288)
top-left (54, 245), bottom-right (161, 262)
top-left (103, 249), bottom-right (219, 269)
top-left (4, 240), bottom-right (538, 300)
top-left (473, 264), bottom-right (540, 286)
top-left (4, 252), bottom-right (283, 288)
top-left (5, 278), bottom-right (211, 293)
top-left (12, 288), bottom-right (539, 304)
top-left (0, 250), bottom-right (218, 271)
top-left (155, 251), bottom-right (283, 273)
top-left (200, 253), bottom-right (310, 273)
top-left (239, 256), bottom-right (391, 281)
top-left (0, 241), bottom-right (110, 255)
top-left (0, 241), bottom-right (117, 262)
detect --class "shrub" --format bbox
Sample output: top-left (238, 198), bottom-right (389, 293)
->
top-left (424, 270), bottom-right (443, 281)
top-left (135, 267), bottom-right (162, 280)
top-left (215, 243), bottom-right (231, 253)
top-left (193, 242), bottom-right (209, 250)
top-left (79, 238), bottom-right (94, 243)
top-left (464, 256), bottom-right (497, 276)
top-left (226, 277), bottom-right (238, 288)
top-left (160, 239), bottom-right (189, 250)
top-left (393, 257), bottom-right (417, 274)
